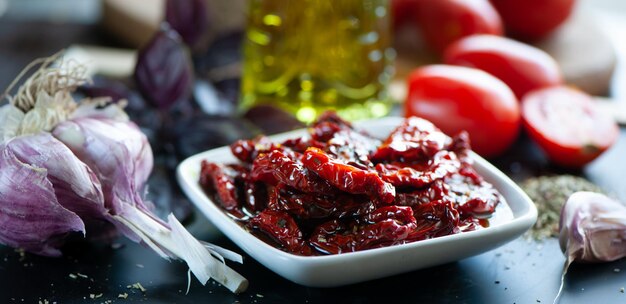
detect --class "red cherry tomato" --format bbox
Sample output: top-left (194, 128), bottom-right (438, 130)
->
top-left (521, 86), bottom-right (619, 168)
top-left (490, 0), bottom-right (576, 41)
top-left (414, 0), bottom-right (503, 52)
top-left (444, 35), bottom-right (563, 99)
top-left (405, 65), bottom-right (521, 158)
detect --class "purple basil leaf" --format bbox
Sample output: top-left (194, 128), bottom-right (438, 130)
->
top-left (165, 0), bottom-right (209, 47)
top-left (134, 25), bottom-right (193, 110)
top-left (193, 31), bottom-right (244, 75)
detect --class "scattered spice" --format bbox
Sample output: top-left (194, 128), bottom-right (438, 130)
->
top-left (521, 175), bottom-right (603, 240)
top-left (118, 293), bottom-right (128, 299)
top-left (256, 294), bottom-right (264, 298)
top-left (77, 273), bottom-right (88, 279)
top-left (89, 293), bottom-right (102, 299)
top-left (16, 248), bottom-right (25, 262)
top-left (128, 282), bottom-right (147, 293)
top-left (69, 274), bottom-right (78, 280)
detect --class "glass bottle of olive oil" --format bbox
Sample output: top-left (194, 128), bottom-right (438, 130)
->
top-left (240, 0), bottom-right (394, 123)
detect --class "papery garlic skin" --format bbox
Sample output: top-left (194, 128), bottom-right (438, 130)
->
top-left (0, 133), bottom-right (88, 256)
top-left (0, 104), bottom-right (25, 143)
top-left (18, 91), bottom-right (76, 135)
top-left (559, 191), bottom-right (626, 263)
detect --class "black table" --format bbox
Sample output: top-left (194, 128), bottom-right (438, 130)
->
top-left (2, 18), bottom-right (626, 304)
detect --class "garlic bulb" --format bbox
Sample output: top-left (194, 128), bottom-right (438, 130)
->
top-left (0, 54), bottom-right (247, 293)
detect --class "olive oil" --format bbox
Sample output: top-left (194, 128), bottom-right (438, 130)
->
top-left (240, 0), bottom-right (394, 123)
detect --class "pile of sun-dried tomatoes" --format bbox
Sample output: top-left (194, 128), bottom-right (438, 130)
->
top-left (200, 112), bottom-right (503, 256)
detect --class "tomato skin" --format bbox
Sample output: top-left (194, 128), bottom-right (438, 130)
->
top-left (405, 65), bottom-right (521, 158)
top-left (490, 0), bottom-right (576, 41)
top-left (414, 0), bottom-right (503, 53)
top-left (443, 35), bottom-right (563, 99)
top-left (521, 86), bottom-right (619, 168)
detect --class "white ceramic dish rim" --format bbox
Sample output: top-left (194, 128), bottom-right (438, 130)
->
top-left (176, 117), bottom-right (538, 285)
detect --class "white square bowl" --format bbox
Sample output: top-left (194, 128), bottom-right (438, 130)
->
top-left (176, 117), bottom-right (537, 287)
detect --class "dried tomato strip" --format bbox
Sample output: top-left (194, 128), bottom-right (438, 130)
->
top-left (267, 185), bottom-right (375, 220)
top-left (250, 150), bottom-right (336, 194)
top-left (247, 210), bottom-right (312, 255)
top-left (376, 151), bottom-right (461, 188)
top-left (371, 117), bottom-right (452, 163)
top-left (407, 200), bottom-right (460, 241)
top-left (230, 136), bottom-right (281, 164)
top-left (302, 147), bottom-right (395, 203)
top-left (200, 161), bottom-right (242, 212)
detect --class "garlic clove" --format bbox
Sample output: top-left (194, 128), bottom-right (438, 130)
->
top-left (559, 191), bottom-right (626, 263)
top-left (53, 117), bottom-right (154, 212)
top-left (8, 132), bottom-right (108, 221)
top-left (0, 134), bottom-right (86, 256)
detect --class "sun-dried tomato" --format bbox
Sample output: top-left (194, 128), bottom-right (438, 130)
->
top-left (281, 136), bottom-right (326, 153)
top-left (325, 129), bottom-right (380, 168)
top-left (267, 186), bottom-right (375, 220)
top-left (355, 219), bottom-right (417, 250)
top-left (376, 151), bottom-right (462, 188)
top-left (230, 136), bottom-right (283, 164)
top-left (200, 161), bottom-right (245, 217)
top-left (446, 170), bottom-right (501, 218)
top-left (309, 220), bottom-right (356, 254)
top-left (312, 111), bottom-right (353, 129)
top-left (302, 147), bottom-right (395, 203)
top-left (267, 186), bottom-right (335, 219)
top-left (310, 206), bottom-right (418, 253)
top-left (408, 200), bottom-right (460, 241)
top-left (243, 181), bottom-right (268, 214)
top-left (250, 150), bottom-right (336, 194)
top-left (247, 210), bottom-right (312, 255)
top-left (310, 121), bottom-right (346, 142)
top-left (371, 117), bottom-right (453, 163)
top-left (364, 206), bottom-right (417, 225)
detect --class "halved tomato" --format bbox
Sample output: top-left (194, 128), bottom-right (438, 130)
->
top-left (521, 86), bottom-right (619, 168)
